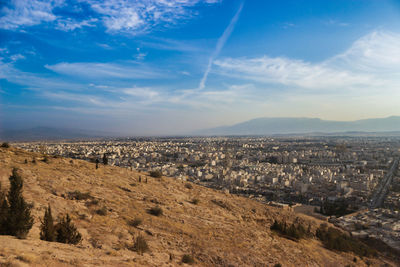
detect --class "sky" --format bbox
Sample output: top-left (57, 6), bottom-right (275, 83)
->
top-left (1, 0), bottom-right (400, 135)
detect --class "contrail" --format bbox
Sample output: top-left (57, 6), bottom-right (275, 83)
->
top-left (198, 2), bottom-right (244, 90)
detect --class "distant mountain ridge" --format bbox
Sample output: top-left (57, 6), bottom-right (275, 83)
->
top-left (0, 127), bottom-right (116, 141)
top-left (198, 116), bottom-right (400, 136)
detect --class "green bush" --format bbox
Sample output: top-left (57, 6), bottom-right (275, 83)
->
top-left (149, 170), bottom-right (162, 178)
top-left (190, 198), bottom-right (200, 205)
top-left (128, 218), bottom-right (142, 228)
top-left (40, 205), bottom-right (55, 242)
top-left (185, 183), bottom-right (193, 189)
top-left (68, 190), bottom-right (92, 200)
top-left (96, 206), bottom-right (107, 216)
top-left (0, 168), bottom-right (34, 238)
top-left (1, 142), bottom-right (10, 148)
top-left (182, 254), bottom-right (195, 264)
top-left (316, 224), bottom-right (376, 257)
top-left (270, 219), bottom-right (308, 241)
top-left (132, 234), bottom-right (149, 255)
top-left (55, 214), bottom-right (82, 245)
top-left (148, 206), bottom-right (163, 216)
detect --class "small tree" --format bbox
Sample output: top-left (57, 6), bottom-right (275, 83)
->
top-left (149, 170), bottom-right (162, 178)
top-left (5, 168), bottom-right (34, 238)
top-left (102, 154), bottom-right (108, 165)
top-left (1, 142), bottom-right (10, 148)
top-left (55, 214), bottom-right (82, 244)
top-left (0, 183), bottom-right (9, 235)
top-left (40, 205), bottom-right (55, 242)
top-left (132, 234), bottom-right (149, 255)
top-left (95, 158), bottom-right (100, 169)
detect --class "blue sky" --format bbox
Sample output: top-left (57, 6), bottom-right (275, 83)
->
top-left (1, 0), bottom-right (400, 135)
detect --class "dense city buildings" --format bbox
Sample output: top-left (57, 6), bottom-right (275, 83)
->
top-left (14, 136), bottom-right (400, 250)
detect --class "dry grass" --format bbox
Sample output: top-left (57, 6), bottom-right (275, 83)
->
top-left (0, 147), bottom-right (396, 267)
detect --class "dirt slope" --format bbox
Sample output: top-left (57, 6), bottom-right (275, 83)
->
top-left (0, 147), bottom-right (395, 266)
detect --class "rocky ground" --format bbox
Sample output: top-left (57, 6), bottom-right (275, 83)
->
top-left (0, 146), bottom-right (397, 266)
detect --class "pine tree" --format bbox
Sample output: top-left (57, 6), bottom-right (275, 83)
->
top-left (102, 154), bottom-right (108, 165)
top-left (5, 168), bottom-right (34, 238)
top-left (55, 214), bottom-right (82, 244)
top-left (40, 205), bottom-right (55, 241)
top-left (0, 183), bottom-right (9, 235)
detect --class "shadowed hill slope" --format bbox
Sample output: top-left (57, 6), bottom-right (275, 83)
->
top-left (0, 147), bottom-right (396, 266)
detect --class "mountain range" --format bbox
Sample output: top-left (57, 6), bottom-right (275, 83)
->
top-left (197, 116), bottom-right (400, 136)
top-left (1, 116), bottom-right (400, 141)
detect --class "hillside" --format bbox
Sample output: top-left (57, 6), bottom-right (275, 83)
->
top-left (198, 116), bottom-right (400, 136)
top-left (0, 146), bottom-right (396, 266)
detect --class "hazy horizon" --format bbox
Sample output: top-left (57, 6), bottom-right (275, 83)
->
top-left (1, 0), bottom-right (400, 135)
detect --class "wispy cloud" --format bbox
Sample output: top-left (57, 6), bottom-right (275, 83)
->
top-left (0, 0), bottom-right (62, 30)
top-left (0, 0), bottom-right (221, 34)
top-left (198, 2), bottom-right (243, 90)
top-left (56, 18), bottom-right (98, 31)
top-left (214, 31), bottom-right (400, 92)
top-left (84, 0), bottom-right (221, 33)
top-left (45, 62), bottom-right (164, 80)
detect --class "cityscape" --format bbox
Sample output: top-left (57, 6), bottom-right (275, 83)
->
top-left (15, 136), bottom-right (400, 251)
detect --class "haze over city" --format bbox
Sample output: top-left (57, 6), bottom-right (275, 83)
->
top-left (1, 0), bottom-right (400, 135)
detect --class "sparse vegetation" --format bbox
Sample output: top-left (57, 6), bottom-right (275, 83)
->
top-left (270, 219), bottom-right (309, 241)
top-left (96, 206), bottom-right (108, 216)
top-left (211, 199), bottom-right (231, 210)
top-left (128, 218), bottom-right (142, 228)
top-left (55, 214), bottom-right (82, 245)
top-left (181, 254), bottom-right (195, 264)
top-left (85, 199), bottom-right (99, 207)
top-left (316, 224), bottom-right (376, 257)
top-left (190, 198), bottom-right (199, 205)
top-left (1, 142), bottom-right (10, 148)
top-left (67, 190), bottom-right (92, 200)
top-left (40, 205), bottom-right (56, 242)
top-left (148, 206), bottom-right (163, 216)
top-left (131, 234), bottom-right (149, 255)
top-left (149, 170), bottom-right (162, 178)
top-left (0, 168), bottom-right (34, 239)
top-left (102, 154), bottom-right (108, 165)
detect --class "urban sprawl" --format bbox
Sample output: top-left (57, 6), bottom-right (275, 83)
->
top-left (15, 136), bottom-right (400, 250)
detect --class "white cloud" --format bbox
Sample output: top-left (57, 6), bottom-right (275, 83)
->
top-left (0, 0), bottom-right (220, 33)
top-left (81, 0), bottom-right (221, 33)
top-left (56, 18), bottom-right (98, 31)
top-left (45, 62), bottom-right (164, 79)
top-left (214, 31), bottom-right (400, 92)
top-left (122, 87), bottom-right (159, 99)
top-left (0, 0), bottom-right (63, 29)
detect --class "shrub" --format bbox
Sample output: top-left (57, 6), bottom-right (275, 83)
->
top-left (316, 224), bottom-right (376, 257)
top-left (185, 183), bottom-right (193, 189)
top-left (1, 142), bottom-right (10, 148)
top-left (42, 156), bottom-right (49, 163)
top-left (85, 199), bottom-right (99, 207)
top-left (40, 205), bottom-right (55, 242)
top-left (190, 198), bottom-right (199, 205)
top-left (102, 154), bottom-right (108, 165)
top-left (182, 254), bottom-right (195, 264)
top-left (131, 234), bottom-right (149, 255)
top-left (55, 214), bottom-right (82, 244)
top-left (68, 190), bottom-right (92, 200)
top-left (149, 170), bottom-right (162, 178)
top-left (270, 219), bottom-right (308, 241)
top-left (96, 206), bottom-right (107, 216)
top-left (0, 168), bottom-right (34, 238)
top-left (148, 206), bottom-right (163, 216)
top-left (128, 218), bottom-right (142, 228)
